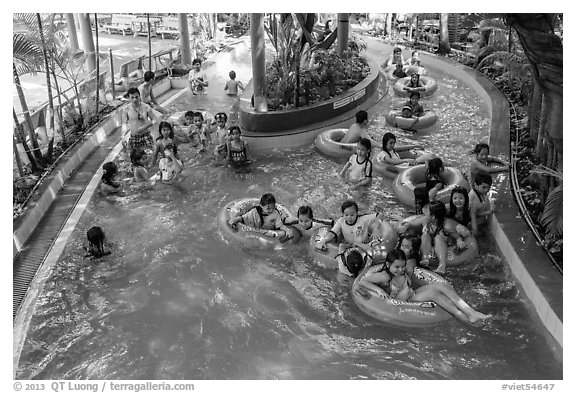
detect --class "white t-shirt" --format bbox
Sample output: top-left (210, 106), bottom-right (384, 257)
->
top-left (347, 154), bottom-right (372, 182)
top-left (331, 212), bottom-right (378, 245)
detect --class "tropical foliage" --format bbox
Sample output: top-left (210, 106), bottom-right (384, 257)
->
top-left (264, 14), bottom-right (369, 111)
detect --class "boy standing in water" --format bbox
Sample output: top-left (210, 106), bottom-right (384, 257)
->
top-left (224, 70), bottom-right (244, 96)
top-left (139, 71), bottom-right (169, 115)
top-left (341, 110), bottom-right (379, 148)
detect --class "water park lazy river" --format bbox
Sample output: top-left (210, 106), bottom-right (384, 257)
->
top-left (12, 13), bottom-right (563, 382)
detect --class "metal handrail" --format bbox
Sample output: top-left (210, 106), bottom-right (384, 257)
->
top-left (508, 100), bottom-right (562, 275)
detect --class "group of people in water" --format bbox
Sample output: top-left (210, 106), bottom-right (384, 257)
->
top-left (386, 47), bottom-right (431, 130)
top-left (98, 58), bottom-right (251, 195)
top-left (87, 48), bottom-right (512, 325)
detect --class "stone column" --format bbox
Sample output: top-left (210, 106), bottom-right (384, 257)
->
top-left (178, 13), bottom-right (192, 66)
top-left (337, 13), bottom-right (349, 56)
top-left (250, 13), bottom-right (267, 112)
top-left (65, 13), bottom-right (79, 51)
top-left (78, 13), bottom-right (96, 74)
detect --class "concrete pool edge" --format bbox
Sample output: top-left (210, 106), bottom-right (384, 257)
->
top-left (424, 54), bottom-right (562, 353)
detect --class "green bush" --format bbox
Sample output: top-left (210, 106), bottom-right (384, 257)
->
top-left (265, 39), bottom-right (370, 111)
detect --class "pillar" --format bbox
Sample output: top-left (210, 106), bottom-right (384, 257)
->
top-left (65, 13), bottom-right (79, 51)
top-left (250, 13), bottom-right (267, 112)
top-left (78, 13), bottom-right (96, 74)
top-left (178, 14), bottom-right (192, 66)
top-left (337, 13), bottom-right (349, 56)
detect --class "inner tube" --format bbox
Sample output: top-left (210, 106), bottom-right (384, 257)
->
top-left (404, 65), bottom-right (427, 76)
top-left (383, 65), bottom-right (427, 80)
top-left (396, 215), bottom-right (479, 267)
top-left (384, 110), bottom-right (438, 130)
top-left (309, 218), bottom-right (398, 269)
top-left (351, 266), bottom-right (453, 327)
top-left (218, 198), bottom-right (301, 250)
top-left (314, 128), bottom-right (357, 159)
top-left (373, 150), bottom-right (436, 179)
top-left (168, 111), bottom-right (187, 126)
top-left (393, 76), bottom-right (438, 97)
top-left (393, 165), bottom-right (469, 206)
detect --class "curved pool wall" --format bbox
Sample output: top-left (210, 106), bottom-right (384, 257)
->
top-left (417, 51), bottom-right (562, 355)
top-left (239, 57), bottom-right (387, 152)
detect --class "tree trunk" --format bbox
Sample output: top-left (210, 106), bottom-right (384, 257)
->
top-left (95, 13), bottom-right (100, 123)
top-left (336, 13), bottom-right (349, 56)
top-left (529, 81), bottom-right (542, 142)
top-left (438, 13), bottom-right (451, 54)
top-left (250, 13), bottom-right (267, 111)
top-left (37, 13), bottom-right (55, 162)
top-left (536, 90), bottom-right (551, 160)
top-left (13, 108), bottom-right (40, 172)
top-left (506, 13), bottom-right (563, 203)
top-left (13, 130), bottom-right (25, 177)
top-left (50, 67), bottom-right (66, 143)
top-left (13, 62), bottom-right (43, 163)
top-left (385, 13), bottom-right (392, 37)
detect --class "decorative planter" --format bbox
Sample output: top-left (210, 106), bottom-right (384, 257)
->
top-left (239, 57), bottom-right (382, 135)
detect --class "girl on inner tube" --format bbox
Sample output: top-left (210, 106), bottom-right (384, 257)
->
top-left (357, 249), bottom-right (491, 324)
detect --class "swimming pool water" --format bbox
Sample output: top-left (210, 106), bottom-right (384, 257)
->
top-left (15, 63), bottom-right (562, 380)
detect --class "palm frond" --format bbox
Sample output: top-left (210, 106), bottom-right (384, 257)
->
top-left (477, 50), bottom-right (527, 71)
top-left (13, 33), bottom-right (41, 60)
top-left (531, 165), bottom-right (562, 181)
top-left (540, 184), bottom-right (562, 238)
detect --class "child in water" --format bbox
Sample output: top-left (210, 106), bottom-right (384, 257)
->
top-left (469, 172), bottom-right (494, 236)
top-left (446, 186), bottom-right (471, 227)
top-left (224, 70), bottom-right (244, 96)
top-left (192, 111), bottom-right (210, 152)
top-left (226, 126), bottom-right (252, 166)
top-left (228, 193), bottom-right (293, 239)
top-left (392, 62), bottom-right (407, 78)
top-left (314, 199), bottom-right (384, 255)
top-left (385, 47), bottom-right (405, 68)
top-left (130, 148), bottom-right (149, 182)
top-left (100, 162), bottom-right (120, 194)
top-left (211, 112), bottom-right (230, 159)
top-left (340, 137), bottom-right (373, 190)
top-left (402, 73), bottom-right (426, 94)
top-left (151, 121), bottom-right (178, 166)
top-left (358, 249), bottom-right (490, 324)
top-left (139, 71), bottom-right (169, 115)
top-left (156, 144), bottom-right (182, 184)
top-left (189, 58), bottom-right (208, 95)
top-left (404, 91), bottom-right (424, 117)
top-left (84, 226), bottom-right (112, 258)
top-left (469, 142), bottom-right (511, 181)
top-left (425, 157), bottom-right (446, 202)
top-left (379, 132), bottom-right (417, 166)
top-left (407, 50), bottom-right (421, 66)
top-left (283, 206), bottom-right (334, 237)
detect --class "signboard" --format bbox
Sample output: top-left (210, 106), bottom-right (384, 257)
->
top-left (333, 88), bottom-right (366, 110)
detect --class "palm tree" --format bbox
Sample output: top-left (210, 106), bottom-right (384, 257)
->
top-left (505, 14), bottom-right (562, 190)
top-left (13, 32), bottom-right (44, 168)
top-left (36, 13), bottom-right (56, 160)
